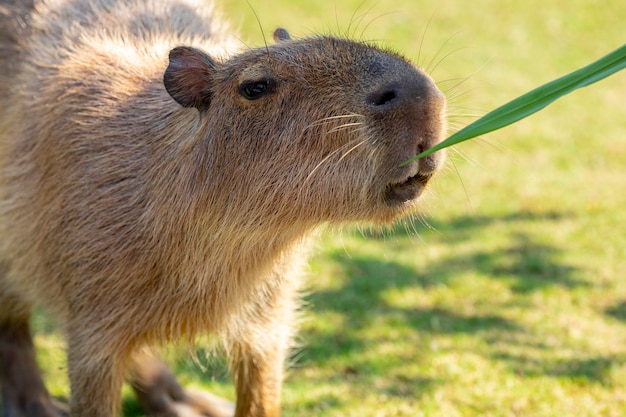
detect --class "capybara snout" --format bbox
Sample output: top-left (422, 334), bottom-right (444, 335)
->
top-left (359, 53), bottom-right (447, 202)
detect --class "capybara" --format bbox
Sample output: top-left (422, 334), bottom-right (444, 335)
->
top-left (0, 0), bottom-right (446, 416)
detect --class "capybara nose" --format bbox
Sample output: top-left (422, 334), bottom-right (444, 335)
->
top-left (366, 71), bottom-right (444, 113)
top-left (366, 85), bottom-right (400, 108)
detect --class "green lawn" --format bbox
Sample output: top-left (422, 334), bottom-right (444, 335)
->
top-left (36, 0), bottom-right (626, 416)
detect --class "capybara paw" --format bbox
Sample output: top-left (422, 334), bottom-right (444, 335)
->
top-left (173, 390), bottom-right (235, 417)
top-left (142, 388), bottom-right (234, 417)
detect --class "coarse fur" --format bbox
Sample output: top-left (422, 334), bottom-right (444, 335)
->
top-left (0, 0), bottom-right (446, 416)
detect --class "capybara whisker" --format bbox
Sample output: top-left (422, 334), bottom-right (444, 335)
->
top-left (304, 137), bottom-right (367, 183)
top-left (337, 138), bottom-right (370, 162)
top-left (301, 113), bottom-right (364, 132)
top-left (327, 122), bottom-right (364, 134)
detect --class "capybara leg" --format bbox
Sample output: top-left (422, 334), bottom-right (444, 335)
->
top-left (229, 276), bottom-right (298, 417)
top-left (129, 352), bottom-right (234, 417)
top-left (231, 340), bottom-right (287, 417)
top-left (66, 324), bottom-right (127, 417)
top-left (0, 294), bottom-right (66, 417)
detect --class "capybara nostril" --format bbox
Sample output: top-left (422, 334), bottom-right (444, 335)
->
top-left (367, 85), bottom-right (399, 108)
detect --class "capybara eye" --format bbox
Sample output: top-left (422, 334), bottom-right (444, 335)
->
top-left (239, 78), bottom-right (276, 100)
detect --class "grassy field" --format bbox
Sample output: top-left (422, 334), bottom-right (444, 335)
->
top-left (35, 0), bottom-right (626, 416)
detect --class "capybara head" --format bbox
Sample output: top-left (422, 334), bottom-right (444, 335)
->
top-left (164, 31), bottom-right (446, 227)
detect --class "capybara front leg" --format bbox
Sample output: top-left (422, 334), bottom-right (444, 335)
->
top-left (229, 272), bottom-right (299, 417)
top-left (129, 351), bottom-right (234, 417)
top-left (231, 343), bottom-right (286, 417)
top-left (66, 325), bottom-right (127, 417)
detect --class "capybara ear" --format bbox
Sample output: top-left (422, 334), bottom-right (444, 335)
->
top-left (164, 46), bottom-right (217, 111)
top-left (273, 28), bottom-right (291, 42)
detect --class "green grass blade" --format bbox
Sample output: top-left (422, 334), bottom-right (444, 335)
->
top-left (402, 43), bottom-right (626, 165)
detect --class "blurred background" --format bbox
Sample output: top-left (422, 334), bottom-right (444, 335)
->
top-left (37, 0), bottom-right (626, 416)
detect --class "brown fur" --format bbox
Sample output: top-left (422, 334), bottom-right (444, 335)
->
top-left (0, 0), bottom-right (446, 416)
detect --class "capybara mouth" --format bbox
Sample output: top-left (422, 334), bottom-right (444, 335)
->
top-left (385, 170), bottom-right (432, 204)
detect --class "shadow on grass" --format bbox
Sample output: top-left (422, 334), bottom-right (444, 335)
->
top-left (606, 301), bottom-right (626, 322)
top-left (302, 208), bottom-right (604, 394)
top-left (362, 209), bottom-right (586, 292)
top-left (493, 352), bottom-right (624, 385)
top-left (302, 251), bottom-right (522, 398)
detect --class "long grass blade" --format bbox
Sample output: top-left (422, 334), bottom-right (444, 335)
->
top-left (402, 43), bottom-right (626, 165)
